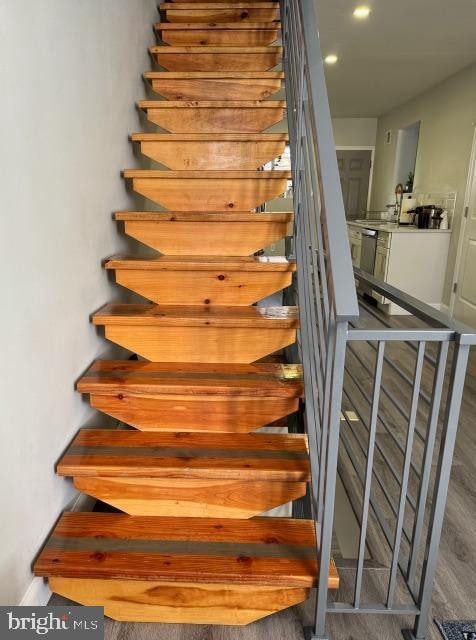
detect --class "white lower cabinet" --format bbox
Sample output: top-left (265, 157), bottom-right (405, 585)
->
top-left (347, 223), bottom-right (452, 314)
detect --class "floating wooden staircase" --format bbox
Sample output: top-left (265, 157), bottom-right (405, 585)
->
top-left (35, 2), bottom-right (339, 625)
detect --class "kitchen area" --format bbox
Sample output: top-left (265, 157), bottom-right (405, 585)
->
top-left (347, 188), bottom-right (454, 314)
top-left (340, 118), bottom-right (458, 315)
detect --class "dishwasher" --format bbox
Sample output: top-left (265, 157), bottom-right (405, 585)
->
top-left (360, 228), bottom-right (377, 295)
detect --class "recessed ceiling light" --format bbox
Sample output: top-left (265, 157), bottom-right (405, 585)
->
top-left (324, 54), bottom-right (338, 65)
top-left (353, 5), bottom-right (371, 19)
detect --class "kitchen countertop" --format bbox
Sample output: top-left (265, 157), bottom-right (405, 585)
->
top-left (347, 221), bottom-right (451, 234)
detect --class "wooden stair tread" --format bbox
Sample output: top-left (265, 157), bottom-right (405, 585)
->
top-left (77, 360), bottom-right (304, 397)
top-left (123, 170), bottom-right (291, 179)
top-left (105, 255), bottom-right (296, 271)
top-left (130, 133), bottom-right (288, 141)
top-left (92, 304), bottom-right (299, 327)
top-left (160, 3), bottom-right (280, 8)
top-left (34, 512), bottom-right (338, 588)
top-left (57, 429), bottom-right (309, 481)
top-left (155, 21), bottom-right (281, 30)
top-left (144, 71), bottom-right (284, 79)
top-left (114, 211), bottom-right (293, 222)
top-left (149, 46), bottom-right (282, 54)
top-left (138, 100), bottom-right (286, 108)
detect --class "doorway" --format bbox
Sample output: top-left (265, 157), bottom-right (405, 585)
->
top-left (336, 148), bottom-right (373, 220)
top-left (451, 127), bottom-right (476, 326)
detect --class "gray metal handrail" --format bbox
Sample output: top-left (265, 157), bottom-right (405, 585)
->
top-left (280, 2), bottom-right (476, 640)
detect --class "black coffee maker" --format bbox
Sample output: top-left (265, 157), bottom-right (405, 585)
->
top-left (412, 206), bottom-right (430, 228)
top-left (411, 205), bottom-right (443, 229)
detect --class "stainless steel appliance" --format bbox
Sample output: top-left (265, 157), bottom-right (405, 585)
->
top-left (360, 228), bottom-right (377, 294)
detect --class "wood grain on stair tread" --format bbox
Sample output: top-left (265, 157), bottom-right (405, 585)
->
top-left (77, 360), bottom-right (304, 397)
top-left (155, 23), bottom-right (280, 46)
top-left (57, 429), bottom-right (310, 481)
top-left (150, 46), bottom-right (282, 72)
top-left (160, 6), bottom-right (279, 25)
top-left (144, 76), bottom-right (283, 102)
top-left (144, 71), bottom-right (284, 79)
top-left (114, 211), bottom-right (293, 222)
top-left (138, 100), bottom-right (286, 109)
top-left (106, 259), bottom-right (294, 305)
top-left (114, 213), bottom-right (293, 256)
top-left (130, 133), bottom-right (288, 142)
top-left (123, 170), bottom-right (291, 179)
top-left (150, 46), bottom-right (282, 54)
top-left (150, 46), bottom-right (282, 53)
top-left (159, 2), bottom-right (279, 7)
top-left (123, 171), bottom-right (291, 210)
top-left (130, 134), bottom-right (288, 170)
top-left (92, 304), bottom-right (299, 327)
top-left (105, 255), bottom-right (296, 271)
top-left (35, 512), bottom-right (339, 588)
top-left (48, 578), bottom-right (308, 624)
top-left (138, 101), bottom-right (286, 133)
top-left (155, 22), bottom-right (281, 30)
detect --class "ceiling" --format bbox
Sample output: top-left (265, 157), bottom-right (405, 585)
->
top-left (316, 0), bottom-right (476, 117)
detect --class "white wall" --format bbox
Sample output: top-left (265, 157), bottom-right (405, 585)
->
top-left (0, 0), bottom-right (158, 606)
top-left (370, 63), bottom-right (476, 303)
top-left (332, 118), bottom-right (377, 147)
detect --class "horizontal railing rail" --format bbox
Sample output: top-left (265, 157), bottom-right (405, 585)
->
top-left (281, 2), bottom-right (476, 640)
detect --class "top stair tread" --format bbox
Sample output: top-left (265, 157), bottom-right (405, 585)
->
top-left (155, 21), bottom-right (281, 30)
top-left (130, 133), bottom-right (288, 141)
top-left (105, 255), bottom-right (295, 271)
top-left (92, 304), bottom-right (299, 327)
top-left (77, 360), bottom-right (304, 397)
top-left (123, 170), bottom-right (291, 178)
top-left (34, 512), bottom-right (338, 587)
top-left (144, 71), bottom-right (284, 78)
top-left (160, 3), bottom-right (280, 8)
top-left (114, 211), bottom-right (293, 222)
top-left (57, 428), bottom-right (309, 481)
top-left (149, 46), bottom-right (282, 53)
top-left (138, 100), bottom-right (286, 108)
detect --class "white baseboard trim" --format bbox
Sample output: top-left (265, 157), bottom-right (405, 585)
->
top-left (440, 303), bottom-right (451, 316)
top-left (18, 492), bottom-right (96, 607)
top-left (19, 577), bottom-right (52, 607)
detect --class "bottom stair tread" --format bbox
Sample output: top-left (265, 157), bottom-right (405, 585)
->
top-left (35, 512), bottom-right (338, 588)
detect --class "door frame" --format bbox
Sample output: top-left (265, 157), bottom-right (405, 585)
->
top-left (449, 125), bottom-right (476, 315)
top-left (335, 145), bottom-right (375, 211)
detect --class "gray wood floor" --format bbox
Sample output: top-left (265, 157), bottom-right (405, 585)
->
top-left (49, 320), bottom-right (476, 640)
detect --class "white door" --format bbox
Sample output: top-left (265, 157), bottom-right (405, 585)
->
top-left (453, 135), bottom-right (476, 326)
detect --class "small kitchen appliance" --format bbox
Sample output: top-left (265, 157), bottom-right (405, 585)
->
top-left (399, 195), bottom-right (417, 225)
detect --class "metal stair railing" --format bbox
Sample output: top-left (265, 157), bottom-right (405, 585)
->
top-left (280, 2), bottom-right (476, 639)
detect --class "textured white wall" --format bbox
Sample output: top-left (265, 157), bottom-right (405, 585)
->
top-left (0, 0), bottom-right (158, 605)
top-left (332, 118), bottom-right (377, 148)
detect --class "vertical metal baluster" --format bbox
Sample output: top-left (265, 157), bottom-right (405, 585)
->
top-left (409, 341), bottom-right (470, 640)
top-left (407, 341), bottom-right (449, 587)
top-left (313, 320), bottom-right (348, 639)
top-left (354, 341), bottom-right (385, 607)
top-left (387, 342), bottom-right (426, 607)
